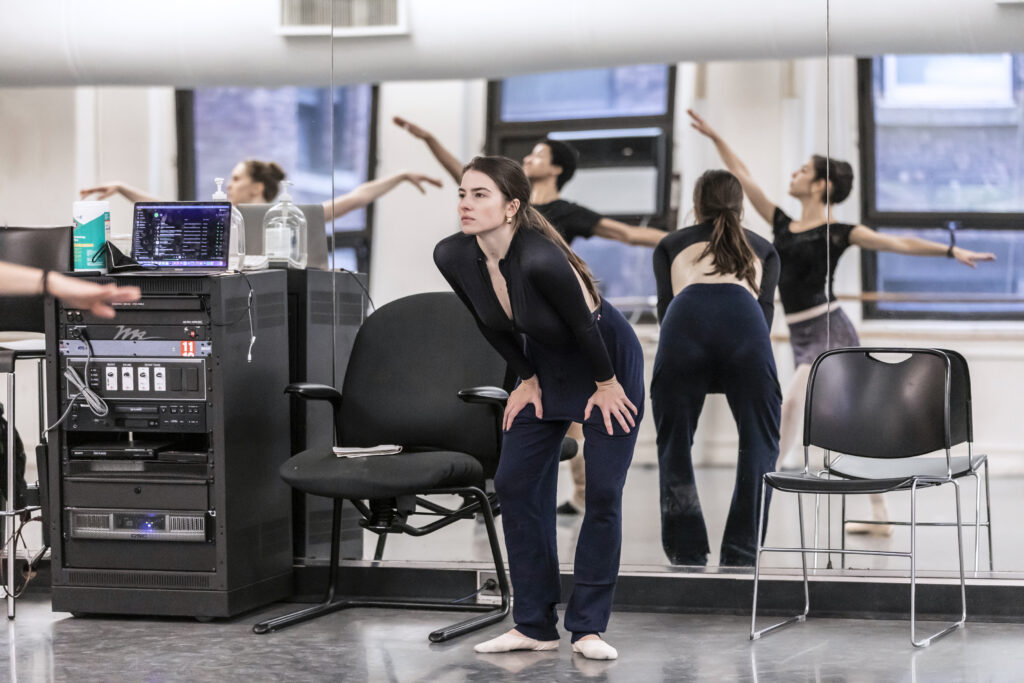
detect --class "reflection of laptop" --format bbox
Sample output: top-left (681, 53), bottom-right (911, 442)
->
top-left (131, 202), bottom-right (231, 273)
top-left (238, 204), bottom-right (328, 270)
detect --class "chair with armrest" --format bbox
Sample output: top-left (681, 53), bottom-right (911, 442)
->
top-left (253, 291), bottom-right (512, 642)
top-left (750, 347), bottom-right (969, 648)
top-left (0, 225), bottom-right (73, 617)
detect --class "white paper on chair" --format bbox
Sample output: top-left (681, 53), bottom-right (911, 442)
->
top-left (332, 444), bottom-right (403, 458)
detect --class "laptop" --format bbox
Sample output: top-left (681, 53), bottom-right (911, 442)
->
top-left (131, 202), bottom-right (231, 273)
top-left (237, 203), bottom-right (328, 270)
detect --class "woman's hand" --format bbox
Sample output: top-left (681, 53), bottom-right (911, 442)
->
top-left (584, 377), bottom-right (638, 436)
top-left (393, 116), bottom-right (431, 140)
top-left (403, 172), bottom-right (443, 193)
top-left (79, 183), bottom-right (123, 200)
top-left (503, 375), bottom-right (543, 431)
top-left (47, 273), bottom-right (141, 319)
top-left (952, 246), bottom-right (996, 268)
top-left (687, 109), bottom-right (719, 140)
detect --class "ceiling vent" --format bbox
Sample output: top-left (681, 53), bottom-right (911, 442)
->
top-left (280, 0), bottom-right (408, 37)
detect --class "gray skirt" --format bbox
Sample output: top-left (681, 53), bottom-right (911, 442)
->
top-left (787, 308), bottom-right (861, 368)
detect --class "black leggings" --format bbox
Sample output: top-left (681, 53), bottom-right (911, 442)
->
top-left (651, 284), bottom-right (781, 566)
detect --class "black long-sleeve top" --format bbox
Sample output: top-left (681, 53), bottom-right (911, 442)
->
top-left (434, 228), bottom-right (615, 382)
top-left (653, 221), bottom-right (780, 326)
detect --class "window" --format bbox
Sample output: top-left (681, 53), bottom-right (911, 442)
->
top-left (488, 65), bottom-right (676, 310)
top-left (858, 54), bottom-right (1024, 319)
top-left (177, 85), bottom-right (376, 271)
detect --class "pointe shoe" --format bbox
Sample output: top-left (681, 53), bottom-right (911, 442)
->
top-left (474, 631), bottom-right (559, 653)
top-left (847, 521), bottom-right (894, 536)
top-left (571, 637), bottom-right (618, 660)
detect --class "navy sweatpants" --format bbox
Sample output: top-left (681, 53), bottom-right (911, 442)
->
top-left (495, 301), bottom-right (643, 642)
top-left (651, 284), bottom-right (781, 567)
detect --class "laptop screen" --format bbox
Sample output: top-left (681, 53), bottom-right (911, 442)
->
top-left (132, 202), bottom-right (231, 269)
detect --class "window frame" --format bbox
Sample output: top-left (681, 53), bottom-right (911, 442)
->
top-left (174, 85), bottom-right (379, 274)
top-left (485, 65), bottom-right (677, 229)
top-left (856, 57), bottom-right (1024, 321)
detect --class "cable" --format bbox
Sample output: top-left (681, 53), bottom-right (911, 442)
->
top-left (336, 267), bottom-right (376, 313)
top-left (208, 272), bottom-right (256, 363)
top-left (41, 328), bottom-right (107, 441)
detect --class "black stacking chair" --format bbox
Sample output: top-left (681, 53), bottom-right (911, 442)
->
top-left (253, 292), bottom-right (511, 642)
top-left (826, 348), bottom-right (992, 572)
top-left (750, 348), bottom-right (968, 648)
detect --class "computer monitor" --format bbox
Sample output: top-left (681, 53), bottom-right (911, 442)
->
top-left (238, 204), bottom-right (328, 270)
top-left (131, 202), bottom-right (231, 271)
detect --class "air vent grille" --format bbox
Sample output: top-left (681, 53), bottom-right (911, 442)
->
top-left (67, 570), bottom-right (212, 589)
top-left (280, 0), bottom-right (407, 36)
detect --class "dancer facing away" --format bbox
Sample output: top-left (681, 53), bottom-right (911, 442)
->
top-left (81, 159), bottom-right (442, 223)
top-left (687, 109), bottom-right (995, 533)
top-left (651, 170), bottom-right (781, 566)
top-left (397, 115), bottom-right (664, 517)
top-left (434, 156), bottom-right (644, 660)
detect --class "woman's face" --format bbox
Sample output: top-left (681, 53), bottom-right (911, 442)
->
top-left (226, 162), bottom-right (264, 205)
top-left (788, 157), bottom-right (823, 201)
top-left (458, 170), bottom-right (518, 235)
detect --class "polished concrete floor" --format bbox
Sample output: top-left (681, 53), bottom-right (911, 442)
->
top-left (2, 593), bottom-right (1022, 682)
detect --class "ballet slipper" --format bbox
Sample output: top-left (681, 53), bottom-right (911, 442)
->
top-left (571, 637), bottom-right (618, 660)
top-left (474, 631), bottom-right (559, 653)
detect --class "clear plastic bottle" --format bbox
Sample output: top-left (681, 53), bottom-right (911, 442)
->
top-left (263, 180), bottom-right (307, 269)
top-left (213, 177), bottom-right (246, 270)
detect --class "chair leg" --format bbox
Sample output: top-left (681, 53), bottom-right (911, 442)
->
top-left (909, 481), bottom-right (967, 647)
top-left (983, 460), bottom-right (994, 571)
top-left (970, 472), bottom-right (981, 573)
top-left (373, 532), bottom-right (388, 562)
top-left (254, 489), bottom-right (511, 642)
top-left (812, 493), bottom-right (820, 570)
top-left (253, 499), bottom-right (349, 634)
top-left (840, 495), bottom-right (847, 570)
top-left (751, 482), bottom-right (808, 640)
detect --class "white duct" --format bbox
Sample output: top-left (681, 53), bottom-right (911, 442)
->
top-left (1, 0), bottom-right (1023, 87)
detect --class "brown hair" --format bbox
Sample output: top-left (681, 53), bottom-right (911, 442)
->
top-left (463, 156), bottom-right (600, 303)
top-left (243, 160), bottom-right (287, 202)
top-left (694, 169), bottom-right (759, 293)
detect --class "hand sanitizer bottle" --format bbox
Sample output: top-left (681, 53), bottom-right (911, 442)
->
top-left (213, 177), bottom-right (246, 271)
top-left (263, 180), bottom-right (307, 269)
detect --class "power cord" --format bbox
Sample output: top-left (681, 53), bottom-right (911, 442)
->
top-left (208, 272), bottom-right (256, 363)
top-left (41, 327), bottom-right (108, 441)
top-left (336, 267), bottom-right (376, 313)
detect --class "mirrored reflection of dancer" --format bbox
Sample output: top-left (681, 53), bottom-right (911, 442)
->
top-left (397, 116), bottom-right (665, 518)
top-left (652, 170), bottom-right (781, 566)
top-left (688, 109), bottom-right (995, 533)
top-left (81, 159), bottom-right (441, 223)
top-left (435, 157), bottom-right (643, 660)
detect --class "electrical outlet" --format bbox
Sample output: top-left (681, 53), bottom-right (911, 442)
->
top-left (476, 571), bottom-right (505, 605)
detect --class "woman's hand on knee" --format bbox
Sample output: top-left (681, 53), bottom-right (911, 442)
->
top-left (503, 375), bottom-right (543, 431)
top-left (584, 377), bottom-right (638, 435)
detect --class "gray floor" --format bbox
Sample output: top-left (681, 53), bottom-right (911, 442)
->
top-left (3, 593), bottom-right (1023, 682)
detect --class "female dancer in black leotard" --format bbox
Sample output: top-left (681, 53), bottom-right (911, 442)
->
top-left (651, 170), bottom-right (781, 566)
top-left (687, 109), bottom-right (995, 532)
top-left (434, 156), bottom-right (643, 660)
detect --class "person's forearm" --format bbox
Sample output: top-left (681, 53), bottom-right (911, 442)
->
top-left (710, 135), bottom-right (752, 178)
top-left (110, 183), bottom-right (158, 202)
top-left (323, 173), bottom-right (408, 220)
top-left (624, 226), bottom-right (667, 247)
top-left (0, 262), bottom-right (48, 296)
top-left (424, 136), bottom-right (463, 182)
top-left (893, 236), bottom-right (950, 257)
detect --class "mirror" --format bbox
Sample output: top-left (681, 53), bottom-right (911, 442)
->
top-left (819, 14), bottom-right (1024, 577)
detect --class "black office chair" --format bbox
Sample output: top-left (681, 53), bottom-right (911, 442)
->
top-left (253, 292), bottom-right (511, 642)
top-left (0, 226), bottom-right (73, 508)
top-left (825, 349), bottom-right (992, 572)
top-left (751, 348), bottom-right (968, 648)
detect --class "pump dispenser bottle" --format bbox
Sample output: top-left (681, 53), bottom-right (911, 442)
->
top-left (213, 177), bottom-right (246, 270)
top-left (263, 180), bottom-right (307, 269)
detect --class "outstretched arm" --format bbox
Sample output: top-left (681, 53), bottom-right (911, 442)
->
top-left (592, 217), bottom-right (667, 247)
top-left (322, 171), bottom-right (442, 222)
top-left (80, 182), bottom-right (158, 203)
top-left (687, 109), bottom-right (777, 224)
top-left (0, 262), bottom-right (141, 318)
top-left (849, 225), bottom-right (996, 267)
top-left (393, 116), bottom-right (464, 183)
